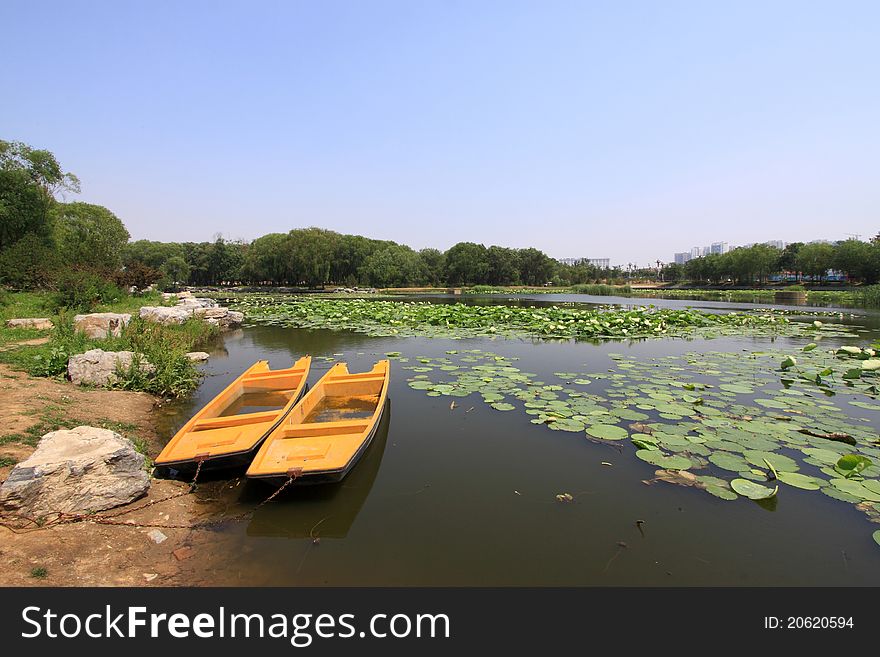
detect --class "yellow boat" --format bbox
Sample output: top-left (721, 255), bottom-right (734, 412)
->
top-left (155, 356), bottom-right (312, 473)
top-left (246, 360), bottom-right (390, 485)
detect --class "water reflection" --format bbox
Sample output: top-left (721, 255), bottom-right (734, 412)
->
top-left (245, 400), bottom-right (391, 539)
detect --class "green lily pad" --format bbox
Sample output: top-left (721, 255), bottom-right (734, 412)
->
top-left (829, 478), bottom-right (880, 502)
top-left (635, 450), bottom-right (692, 470)
top-left (705, 485), bottom-right (738, 500)
top-left (730, 478), bottom-right (778, 500)
top-left (776, 471), bottom-right (824, 490)
top-left (834, 454), bottom-right (872, 478)
top-left (585, 424), bottom-right (628, 441)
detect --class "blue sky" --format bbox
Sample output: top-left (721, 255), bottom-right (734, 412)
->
top-left (2, 1), bottom-right (877, 264)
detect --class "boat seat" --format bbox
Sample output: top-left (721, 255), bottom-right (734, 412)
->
top-left (281, 420), bottom-right (369, 438)
top-left (192, 410), bottom-right (278, 430)
top-left (331, 374), bottom-right (386, 383)
top-left (244, 369), bottom-right (305, 380)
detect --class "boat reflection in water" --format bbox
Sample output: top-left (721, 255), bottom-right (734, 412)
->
top-left (245, 399), bottom-right (391, 539)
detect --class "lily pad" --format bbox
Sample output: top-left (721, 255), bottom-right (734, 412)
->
top-left (635, 450), bottom-right (692, 470)
top-left (776, 471), bottom-right (824, 490)
top-left (834, 454), bottom-right (872, 478)
top-left (585, 424), bottom-right (629, 441)
top-left (730, 478), bottom-right (778, 500)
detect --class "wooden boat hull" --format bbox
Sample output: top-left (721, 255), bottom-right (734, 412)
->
top-left (154, 356), bottom-right (312, 472)
top-left (246, 360), bottom-right (390, 486)
top-left (246, 401), bottom-right (391, 538)
top-left (248, 398), bottom-right (389, 486)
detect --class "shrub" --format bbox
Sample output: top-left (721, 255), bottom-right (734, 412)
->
top-left (0, 233), bottom-right (60, 289)
top-left (114, 261), bottom-right (162, 291)
top-left (48, 268), bottom-right (126, 312)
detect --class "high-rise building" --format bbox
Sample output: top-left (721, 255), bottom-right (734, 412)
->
top-left (674, 252), bottom-right (691, 265)
top-left (765, 240), bottom-right (785, 249)
top-left (710, 242), bottom-right (728, 255)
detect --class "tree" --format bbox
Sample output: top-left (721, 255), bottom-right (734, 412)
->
top-left (51, 202), bottom-right (130, 271)
top-left (0, 139), bottom-right (80, 198)
top-left (796, 242), bottom-right (835, 281)
top-left (360, 245), bottom-right (424, 287)
top-left (486, 246), bottom-right (520, 285)
top-left (517, 248), bottom-right (555, 285)
top-left (418, 248), bottom-right (445, 286)
top-left (286, 228), bottom-right (338, 287)
top-left (778, 242), bottom-right (803, 275)
top-left (241, 233), bottom-right (290, 284)
top-left (444, 242), bottom-right (489, 286)
top-left (833, 239), bottom-right (879, 283)
top-left (161, 256), bottom-right (191, 284)
top-left (0, 168), bottom-right (53, 250)
top-left (0, 232), bottom-right (60, 288)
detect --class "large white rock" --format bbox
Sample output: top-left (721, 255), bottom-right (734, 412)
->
top-left (140, 297), bottom-right (239, 329)
top-left (67, 349), bottom-right (155, 386)
top-left (138, 305), bottom-right (195, 324)
top-left (0, 426), bottom-right (150, 517)
top-left (5, 318), bottom-right (53, 330)
top-left (73, 313), bottom-right (131, 338)
top-left (185, 351), bottom-right (210, 362)
top-left (177, 297), bottom-right (218, 310)
top-left (222, 311), bottom-right (244, 328)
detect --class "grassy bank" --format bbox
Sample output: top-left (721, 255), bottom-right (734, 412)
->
top-left (0, 291), bottom-right (216, 397)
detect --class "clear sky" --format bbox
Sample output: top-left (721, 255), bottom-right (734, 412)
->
top-left (2, 1), bottom-right (877, 265)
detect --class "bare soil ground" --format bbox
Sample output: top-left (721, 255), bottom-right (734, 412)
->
top-left (0, 363), bottom-right (224, 586)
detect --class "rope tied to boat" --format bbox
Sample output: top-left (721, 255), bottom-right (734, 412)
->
top-left (255, 468), bottom-right (302, 509)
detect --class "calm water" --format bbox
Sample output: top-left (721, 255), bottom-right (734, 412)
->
top-left (155, 302), bottom-right (880, 586)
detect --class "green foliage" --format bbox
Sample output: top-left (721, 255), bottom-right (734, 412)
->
top-left (444, 242), bottom-right (490, 286)
top-left (49, 269), bottom-right (125, 313)
top-left (0, 294), bottom-right (215, 397)
top-left (115, 261), bottom-right (162, 290)
top-left (30, 567), bottom-right (48, 579)
top-left (571, 283), bottom-right (632, 295)
top-left (0, 168), bottom-right (53, 250)
top-left (236, 297), bottom-right (796, 341)
top-left (0, 232), bottom-right (60, 288)
top-left (795, 242), bottom-right (836, 280)
top-left (360, 245), bottom-right (425, 287)
top-left (160, 256), bottom-right (190, 284)
top-left (857, 284), bottom-right (880, 308)
top-left (51, 202), bottom-right (130, 271)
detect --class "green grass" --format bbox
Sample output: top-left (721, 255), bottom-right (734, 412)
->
top-left (0, 456), bottom-right (17, 467)
top-left (0, 404), bottom-right (150, 455)
top-left (0, 291), bottom-right (217, 398)
top-left (30, 567), bottom-right (47, 579)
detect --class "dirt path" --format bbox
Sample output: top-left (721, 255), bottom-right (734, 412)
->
top-left (0, 363), bottom-right (225, 586)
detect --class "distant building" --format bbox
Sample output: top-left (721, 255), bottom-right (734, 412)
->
top-left (765, 240), bottom-right (785, 249)
top-left (710, 241), bottom-right (728, 255)
top-left (558, 257), bottom-right (611, 269)
top-left (674, 252), bottom-right (691, 265)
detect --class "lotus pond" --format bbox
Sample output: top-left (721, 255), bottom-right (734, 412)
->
top-left (158, 295), bottom-right (880, 585)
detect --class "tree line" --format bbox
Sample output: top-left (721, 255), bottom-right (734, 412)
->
top-left (664, 240), bottom-right (880, 285)
top-left (4, 140), bottom-right (877, 295)
top-left (121, 231), bottom-right (604, 288)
